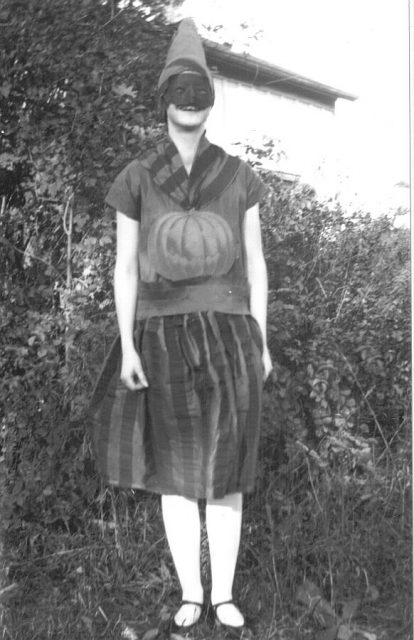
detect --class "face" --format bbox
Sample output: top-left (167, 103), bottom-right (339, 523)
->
top-left (164, 72), bottom-right (213, 130)
top-left (164, 72), bottom-right (213, 111)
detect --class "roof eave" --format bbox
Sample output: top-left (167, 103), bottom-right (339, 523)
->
top-left (204, 39), bottom-right (358, 104)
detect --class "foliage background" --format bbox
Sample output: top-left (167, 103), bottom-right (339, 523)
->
top-left (0, 1), bottom-right (411, 638)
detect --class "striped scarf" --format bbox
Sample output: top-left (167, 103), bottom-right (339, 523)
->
top-left (140, 134), bottom-right (241, 210)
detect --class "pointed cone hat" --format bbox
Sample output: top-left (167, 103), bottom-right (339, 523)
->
top-left (158, 18), bottom-right (214, 101)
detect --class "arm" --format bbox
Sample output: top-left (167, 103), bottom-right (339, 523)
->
top-left (114, 211), bottom-right (148, 390)
top-left (243, 203), bottom-right (272, 380)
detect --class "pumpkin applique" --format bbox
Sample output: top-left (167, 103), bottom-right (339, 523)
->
top-left (147, 210), bottom-right (236, 281)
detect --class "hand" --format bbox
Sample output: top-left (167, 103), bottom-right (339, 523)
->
top-left (120, 347), bottom-right (148, 391)
top-left (262, 345), bottom-right (273, 381)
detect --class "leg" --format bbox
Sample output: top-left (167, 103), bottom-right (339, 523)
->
top-left (161, 494), bottom-right (204, 626)
top-left (206, 492), bottom-right (244, 626)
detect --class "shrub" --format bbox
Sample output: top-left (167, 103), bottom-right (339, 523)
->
top-left (254, 172), bottom-right (411, 609)
top-left (0, 2), bottom-right (410, 634)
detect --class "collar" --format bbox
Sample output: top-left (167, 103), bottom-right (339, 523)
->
top-left (140, 133), bottom-right (241, 209)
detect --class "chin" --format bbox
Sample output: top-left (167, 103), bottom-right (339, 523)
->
top-left (177, 119), bottom-right (207, 132)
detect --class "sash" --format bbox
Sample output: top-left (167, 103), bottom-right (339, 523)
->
top-left (140, 134), bottom-right (241, 209)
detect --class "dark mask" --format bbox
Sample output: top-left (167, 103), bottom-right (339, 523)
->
top-left (164, 72), bottom-right (213, 111)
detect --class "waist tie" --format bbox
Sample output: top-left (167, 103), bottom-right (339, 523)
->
top-left (137, 280), bottom-right (250, 317)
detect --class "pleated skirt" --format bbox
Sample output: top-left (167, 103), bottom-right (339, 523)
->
top-left (89, 311), bottom-right (263, 499)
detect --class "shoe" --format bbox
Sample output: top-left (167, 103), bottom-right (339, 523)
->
top-left (213, 600), bottom-right (251, 639)
top-left (169, 600), bottom-right (203, 636)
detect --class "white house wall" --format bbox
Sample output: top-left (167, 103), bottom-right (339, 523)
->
top-left (206, 75), bottom-right (338, 193)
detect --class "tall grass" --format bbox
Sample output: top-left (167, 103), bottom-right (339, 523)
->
top-left (1, 416), bottom-right (411, 639)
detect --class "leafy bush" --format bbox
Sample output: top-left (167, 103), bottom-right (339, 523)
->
top-left (260, 172), bottom-right (410, 448)
top-left (255, 172), bottom-right (411, 614)
top-left (0, 0), bottom-right (172, 540)
top-left (0, 1), bottom-right (411, 636)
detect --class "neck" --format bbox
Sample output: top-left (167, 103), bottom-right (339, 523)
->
top-left (167, 122), bottom-right (206, 174)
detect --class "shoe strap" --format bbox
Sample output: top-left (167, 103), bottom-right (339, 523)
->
top-left (180, 600), bottom-right (203, 608)
top-left (212, 599), bottom-right (235, 611)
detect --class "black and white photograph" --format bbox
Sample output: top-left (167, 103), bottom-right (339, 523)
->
top-left (0, 1), bottom-right (411, 639)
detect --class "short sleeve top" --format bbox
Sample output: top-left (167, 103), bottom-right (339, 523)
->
top-left (106, 155), bottom-right (265, 221)
top-left (105, 137), bottom-right (267, 318)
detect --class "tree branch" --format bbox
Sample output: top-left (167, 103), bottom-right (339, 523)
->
top-left (0, 235), bottom-right (64, 281)
top-left (336, 345), bottom-right (391, 453)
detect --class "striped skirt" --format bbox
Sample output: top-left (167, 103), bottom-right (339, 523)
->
top-left (89, 311), bottom-right (263, 499)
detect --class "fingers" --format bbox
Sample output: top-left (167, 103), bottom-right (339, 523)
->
top-left (120, 351), bottom-right (148, 391)
top-left (122, 369), bottom-right (148, 391)
top-left (133, 358), bottom-right (149, 388)
top-left (262, 348), bottom-right (273, 381)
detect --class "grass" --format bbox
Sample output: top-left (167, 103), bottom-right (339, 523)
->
top-left (1, 420), bottom-right (412, 640)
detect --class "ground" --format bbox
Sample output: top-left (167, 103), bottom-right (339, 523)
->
top-left (1, 491), bottom-right (411, 640)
